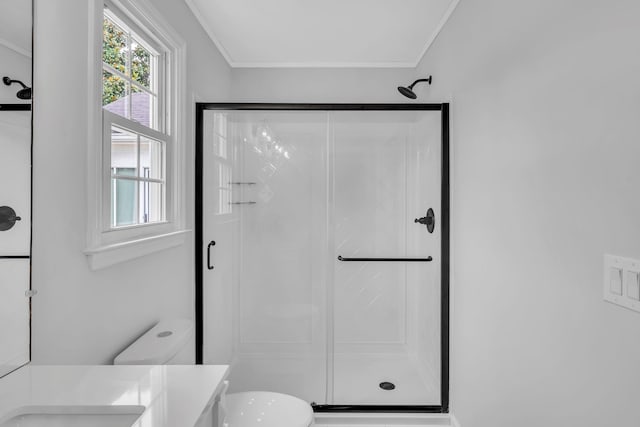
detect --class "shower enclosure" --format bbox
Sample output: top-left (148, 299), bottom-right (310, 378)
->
top-left (196, 104), bottom-right (449, 412)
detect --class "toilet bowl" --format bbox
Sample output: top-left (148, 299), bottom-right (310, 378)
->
top-left (114, 319), bottom-right (313, 427)
top-left (225, 391), bottom-right (313, 427)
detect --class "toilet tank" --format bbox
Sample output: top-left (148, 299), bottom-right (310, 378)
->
top-left (114, 318), bottom-right (195, 365)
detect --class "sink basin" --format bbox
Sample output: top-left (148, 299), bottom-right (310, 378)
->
top-left (0, 405), bottom-right (145, 427)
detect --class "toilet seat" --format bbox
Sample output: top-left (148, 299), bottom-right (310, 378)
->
top-left (225, 391), bottom-right (314, 427)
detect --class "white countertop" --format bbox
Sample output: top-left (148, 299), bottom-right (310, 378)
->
top-left (0, 365), bottom-right (229, 427)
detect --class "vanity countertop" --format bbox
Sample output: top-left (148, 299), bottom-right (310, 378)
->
top-left (0, 364), bottom-right (229, 427)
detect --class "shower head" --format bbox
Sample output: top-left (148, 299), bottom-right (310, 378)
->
top-left (16, 87), bottom-right (31, 100)
top-left (398, 86), bottom-right (417, 99)
top-left (397, 76), bottom-right (432, 99)
top-left (2, 76), bottom-right (32, 100)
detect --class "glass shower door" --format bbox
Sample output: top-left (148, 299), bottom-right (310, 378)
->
top-left (201, 107), bottom-right (445, 408)
top-left (330, 111), bottom-right (442, 405)
top-left (202, 110), bottom-right (329, 404)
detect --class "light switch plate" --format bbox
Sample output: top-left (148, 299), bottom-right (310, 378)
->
top-left (625, 270), bottom-right (640, 301)
top-left (610, 267), bottom-right (623, 295)
top-left (604, 254), bottom-right (640, 313)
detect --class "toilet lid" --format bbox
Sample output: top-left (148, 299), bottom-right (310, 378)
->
top-left (225, 391), bottom-right (313, 427)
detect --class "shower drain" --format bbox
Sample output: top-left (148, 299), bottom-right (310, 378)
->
top-left (379, 381), bottom-right (396, 391)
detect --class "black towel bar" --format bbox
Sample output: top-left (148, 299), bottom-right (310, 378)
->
top-left (337, 255), bottom-right (433, 262)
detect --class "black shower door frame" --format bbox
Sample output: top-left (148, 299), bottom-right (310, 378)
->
top-left (195, 103), bottom-right (450, 414)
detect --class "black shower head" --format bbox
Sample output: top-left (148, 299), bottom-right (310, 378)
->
top-left (3, 76), bottom-right (31, 100)
top-left (397, 76), bottom-right (432, 99)
top-left (397, 85), bottom-right (417, 99)
top-left (16, 87), bottom-right (31, 100)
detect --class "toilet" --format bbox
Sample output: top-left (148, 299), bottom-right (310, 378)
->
top-left (114, 319), bottom-right (314, 427)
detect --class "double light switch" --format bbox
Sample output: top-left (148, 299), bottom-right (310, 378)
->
top-left (604, 254), bottom-right (640, 313)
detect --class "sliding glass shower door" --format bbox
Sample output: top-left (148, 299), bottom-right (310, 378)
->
top-left (202, 111), bottom-right (328, 404)
top-left (200, 106), bottom-right (446, 408)
top-left (331, 111), bottom-right (441, 405)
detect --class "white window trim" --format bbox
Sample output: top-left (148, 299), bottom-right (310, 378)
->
top-left (85, 0), bottom-right (189, 270)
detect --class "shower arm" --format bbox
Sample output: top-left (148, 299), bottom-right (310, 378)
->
top-left (2, 77), bottom-right (28, 89)
top-left (408, 77), bottom-right (432, 89)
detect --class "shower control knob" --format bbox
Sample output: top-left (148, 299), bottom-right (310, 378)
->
top-left (0, 206), bottom-right (21, 231)
top-left (414, 216), bottom-right (432, 226)
top-left (414, 208), bottom-right (435, 233)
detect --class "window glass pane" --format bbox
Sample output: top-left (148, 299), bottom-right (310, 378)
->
top-left (216, 163), bottom-right (232, 215)
top-left (214, 113), bottom-right (227, 138)
top-left (214, 135), bottom-right (227, 159)
top-left (103, 71), bottom-right (130, 119)
top-left (111, 126), bottom-right (138, 175)
top-left (131, 38), bottom-right (152, 89)
top-left (139, 181), bottom-right (164, 223)
top-left (130, 86), bottom-right (157, 130)
top-left (103, 16), bottom-right (128, 75)
top-left (213, 112), bottom-right (228, 159)
top-left (140, 137), bottom-right (163, 180)
top-left (112, 177), bottom-right (137, 227)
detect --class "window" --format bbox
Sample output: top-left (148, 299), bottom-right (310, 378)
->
top-left (85, 0), bottom-right (186, 269)
top-left (103, 6), bottom-right (167, 228)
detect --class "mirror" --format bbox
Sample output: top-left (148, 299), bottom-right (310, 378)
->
top-left (0, 0), bottom-right (32, 377)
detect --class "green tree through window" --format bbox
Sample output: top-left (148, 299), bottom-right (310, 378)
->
top-left (102, 18), bottom-right (151, 106)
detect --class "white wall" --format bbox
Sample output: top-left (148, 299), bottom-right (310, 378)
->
top-left (0, 45), bottom-right (30, 104)
top-left (231, 68), bottom-right (420, 103)
top-left (31, 0), bottom-right (231, 364)
top-left (414, 0), bottom-right (640, 425)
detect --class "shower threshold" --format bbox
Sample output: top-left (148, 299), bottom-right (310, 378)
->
top-left (313, 412), bottom-right (453, 426)
top-left (312, 404), bottom-right (445, 413)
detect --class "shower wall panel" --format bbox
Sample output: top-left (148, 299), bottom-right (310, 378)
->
top-left (0, 112), bottom-right (31, 255)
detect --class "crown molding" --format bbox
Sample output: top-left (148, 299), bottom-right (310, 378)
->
top-left (414, 0), bottom-right (461, 66)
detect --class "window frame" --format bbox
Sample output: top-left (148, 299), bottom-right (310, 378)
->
top-left (85, 0), bottom-right (188, 269)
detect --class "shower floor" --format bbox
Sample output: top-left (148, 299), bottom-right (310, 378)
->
top-left (226, 352), bottom-right (438, 406)
top-left (332, 353), bottom-right (439, 405)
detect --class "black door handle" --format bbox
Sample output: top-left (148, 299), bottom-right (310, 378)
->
top-left (207, 240), bottom-right (216, 270)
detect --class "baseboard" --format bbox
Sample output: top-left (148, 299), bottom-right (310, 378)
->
top-left (450, 413), bottom-right (461, 427)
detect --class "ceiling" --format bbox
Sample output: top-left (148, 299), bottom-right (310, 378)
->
top-left (184, 0), bottom-right (460, 68)
top-left (0, 0), bottom-right (31, 57)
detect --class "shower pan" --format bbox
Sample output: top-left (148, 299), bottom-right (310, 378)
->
top-left (196, 103), bottom-right (450, 413)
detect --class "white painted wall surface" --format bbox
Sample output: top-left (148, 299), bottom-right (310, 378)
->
top-left (0, 46), bottom-right (30, 104)
top-left (31, 0), bottom-right (231, 364)
top-left (231, 68), bottom-right (421, 103)
top-left (414, 0), bottom-right (640, 425)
